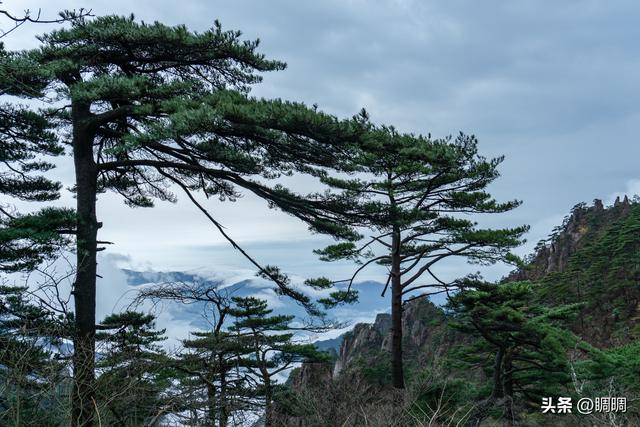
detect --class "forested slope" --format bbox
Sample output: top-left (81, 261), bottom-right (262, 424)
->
top-left (276, 198), bottom-right (640, 426)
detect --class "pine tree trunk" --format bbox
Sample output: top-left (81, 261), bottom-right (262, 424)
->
top-left (206, 383), bottom-right (217, 427)
top-left (491, 347), bottom-right (504, 398)
top-left (503, 348), bottom-right (514, 426)
top-left (391, 224), bottom-right (404, 389)
top-left (264, 377), bottom-right (273, 427)
top-left (219, 364), bottom-right (228, 427)
top-left (503, 348), bottom-right (513, 398)
top-left (72, 105), bottom-right (98, 427)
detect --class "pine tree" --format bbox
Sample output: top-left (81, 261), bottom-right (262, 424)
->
top-left (179, 330), bottom-right (250, 427)
top-left (95, 311), bottom-right (170, 426)
top-left (447, 280), bottom-right (586, 424)
top-left (136, 281), bottom-right (252, 426)
top-left (310, 128), bottom-right (528, 389)
top-left (2, 15), bottom-right (365, 425)
top-left (0, 285), bottom-right (68, 425)
top-left (158, 285), bottom-right (248, 427)
top-left (0, 63), bottom-right (73, 421)
top-left (0, 64), bottom-right (74, 272)
top-left (230, 296), bottom-right (329, 427)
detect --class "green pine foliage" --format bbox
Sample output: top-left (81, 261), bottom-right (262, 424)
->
top-left (95, 311), bottom-right (170, 426)
top-left (310, 127), bottom-right (528, 388)
top-left (171, 295), bottom-right (330, 426)
top-left (448, 282), bottom-right (585, 403)
top-left (0, 285), bottom-right (69, 425)
top-left (0, 103), bottom-right (60, 202)
top-left (7, 14), bottom-right (367, 238)
top-left (0, 48), bottom-right (73, 273)
top-left (1, 14), bottom-right (370, 423)
top-left (442, 202), bottom-right (640, 424)
top-left (230, 296), bottom-right (330, 426)
top-left (0, 208), bottom-right (75, 273)
top-left (178, 328), bottom-right (251, 426)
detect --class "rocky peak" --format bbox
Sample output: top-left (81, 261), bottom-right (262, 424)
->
top-left (332, 298), bottom-right (454, 378)
top-left (614, 194), bottom-right (631, 208)
top-left (290, 360), bottom-right (333, 390)
top-left (333, 312), bottom-right (391, 377)
top-left (509, 197), bottom-right (633, 281)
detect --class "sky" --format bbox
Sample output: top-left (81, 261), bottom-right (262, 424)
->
top-left (4, 0), bottom-right (640, 340)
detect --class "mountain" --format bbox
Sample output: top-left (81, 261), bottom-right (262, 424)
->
top-left (508, 196), bottom-right (632, 282)
top-left (274, 197), bottom-right (640, 426)
top-left (121, 270), bottom-right (262, 329)
top-left (121, 269), bottom-right (391, 337)
top-left (512, 196), bottom-right (640, 347)
top-left (313, 336), bottom-right (343, 353)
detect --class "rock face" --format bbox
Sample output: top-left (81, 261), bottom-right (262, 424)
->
top-left (277, 299), bottom-right (464, 426)
top-left (332, 298), bottom-right (461, 378)
top-left (509, 197), bottom-right (632, 282)
top-left (507, 197), bottom-right (639, 348)
top-left (291, 360), bottom-right (333, 390)
top-left (333, 313), bottom-right (390, 377)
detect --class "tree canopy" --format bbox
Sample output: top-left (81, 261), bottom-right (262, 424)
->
top-left (310, 128), bottom-right (528, 388)
top-left (0, 14), bottom-right (370, 425)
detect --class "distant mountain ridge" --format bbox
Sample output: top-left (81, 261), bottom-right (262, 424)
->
top-left (121, 269), bottom-right (390, 337)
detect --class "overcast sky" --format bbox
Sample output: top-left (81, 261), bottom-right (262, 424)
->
top-left (5, 0), bottom-right (640, 333)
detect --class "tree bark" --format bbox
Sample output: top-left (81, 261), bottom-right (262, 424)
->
top-left (491, 347), bottom-right (504, 399)
top-left (206, 383), bottom-right (217, 427)
top-left (503, 348), bottom-right (514, 426)
top-left (390, 224), bottom-right (404, 389)
top-left (264, 376), bottom-right (273, 427)
top-left (71, 103), bottom-right (98, 427)
top-left (503, 348), bottom-right (513, 399)
top-left (219, 361), bottom-right (228, 427)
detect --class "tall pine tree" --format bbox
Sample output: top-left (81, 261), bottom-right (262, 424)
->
top-left (0, 41), bottom-right (74, 424)
top-left (230, 296), bottom-right (329, 427)
top-left (95, 311), bottom-right (170, 426)
top-left (310, 128), bottom-right (527, 389)
top-left (2, 15), bottom-right (365, 425)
